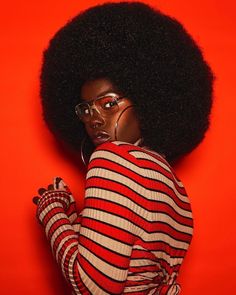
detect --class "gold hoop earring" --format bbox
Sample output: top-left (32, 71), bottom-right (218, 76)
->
top-left (80, 136), bottom-right (94, 166)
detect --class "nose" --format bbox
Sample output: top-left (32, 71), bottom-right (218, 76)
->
top-left (88, 106), bottom-right (105, 129)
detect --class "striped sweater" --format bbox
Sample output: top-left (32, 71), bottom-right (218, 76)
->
top-left (37, 141), bottom-right (193, 295)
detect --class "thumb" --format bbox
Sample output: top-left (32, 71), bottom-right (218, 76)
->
top-left (53, 177), bottom-right (71, 193)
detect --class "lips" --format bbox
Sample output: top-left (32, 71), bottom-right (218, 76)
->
top-left (92, 131), bottom-right (111, 146)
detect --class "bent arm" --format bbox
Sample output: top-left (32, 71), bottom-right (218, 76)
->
top-left (37, 143), bottom-right (139, 294)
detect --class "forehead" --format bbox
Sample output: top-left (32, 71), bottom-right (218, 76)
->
top-left (81, 78), bottom-right (119, 102)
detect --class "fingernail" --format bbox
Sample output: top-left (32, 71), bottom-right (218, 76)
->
top-left (55, 177), bottom-right (61, 189)
top-left (48, 184), bottom-right (54, 190)
top-left (38, 188), bottom-right (46, 195)
top-left (32, 196), bottom-right (40, 205)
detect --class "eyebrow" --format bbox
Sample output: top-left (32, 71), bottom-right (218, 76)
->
top-left (97, 89), bottom-right (115, 97)
top-left (81, 88), bottom-right (119, 102)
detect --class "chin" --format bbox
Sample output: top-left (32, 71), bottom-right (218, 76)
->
top-left (92, 137), bottom-right (112, 146)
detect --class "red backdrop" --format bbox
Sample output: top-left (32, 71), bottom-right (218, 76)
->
top-left (1, 0), bottom-right (235, 294)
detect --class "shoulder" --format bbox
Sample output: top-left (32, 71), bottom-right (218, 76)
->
top-left (87, 141), bottom-right (185, 192)
top-left (86, 141), bottom-right (139, 185)
top-left (91, 140), bottom-right (137, 154)
top-left (88, 140), bottom-right (170, 172)
top-left (88, 141), bottom-right (138, 168)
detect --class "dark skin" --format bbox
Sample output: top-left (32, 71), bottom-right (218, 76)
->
top-left (33, 78), bottom-right (142, 204)
top-left (33, 178), bottom-right (62, 204)
top-left (80, 78), bottom-right (142, 146)
top-left (33, 177), bottom-right (71, 205)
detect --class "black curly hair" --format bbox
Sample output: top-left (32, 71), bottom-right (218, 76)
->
top-left (40, 1), bottom-right (214, 162)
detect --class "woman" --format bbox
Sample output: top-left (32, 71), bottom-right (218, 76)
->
top-left (33, 2), bottom-right (213, 294)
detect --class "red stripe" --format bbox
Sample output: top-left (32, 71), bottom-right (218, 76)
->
top-left (37, 141), bottom-right (192, 294)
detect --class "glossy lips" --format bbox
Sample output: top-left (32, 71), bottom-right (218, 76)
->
top-left (92, 131), bottom-right (111, 146)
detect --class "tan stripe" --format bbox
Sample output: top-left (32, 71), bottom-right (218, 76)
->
top-left (148, 288), bottom-right (158, 295)
top-left (129, 150), bottom-right (183, 187)
top-left (69, 212), bottom-right (78, 223)
top-left (127, 271), bottom-right (162, 280)
top-left (132, 245), bottom-right (184, 265)
top-left (39, 202), bottom-right (63, 223)
top-left (129, 150), bottom-right (170, 170)
top-left (133, 244), bottom-right (146, 251)
top-left (112, 140), bottom-right (161, 158)
top-left (45, 211), bottom-right (65, 236)
top-left (79, 244), bottom-right (128, 281)
top-left (130, 253), bottom-right (183, 267)
top-left (91, 151), bottom-right (186, 193)
top-left (129, 259), bottom-right (157, 267)
top-left (86, 187), bottom-right (193, 226)
top-left (87, 165), bottom-right (189, 204)
top-left (85, 187), bottom-right (191, 219)
top-left (50, 223), bottom-right (73, 250)
top-left (55, 234), bottom-right (78, 262)
top-left (167, 284), bottom-right (181, 295)
top-left (83, 209), bottom-right (190, 250)
top-left (77, 261), bottom-right (110, 295)
top-left (61, 241), bottom-right (77, 277)
top-left (90, 150), bottom-right (178, 187)
top-left (80, 227), bottom-right (132, 255)
top-left (126, 275), bottom-right (148, 281)
top-left (72, 223), bottom-right (81, 233)
top-left (156, 213), bottom-right (193, 234)
top-left (68, 250), bottom-right (81, 294)
top-left (124, 283), bottom-right (159, 293)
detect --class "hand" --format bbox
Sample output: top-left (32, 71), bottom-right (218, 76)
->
top-left (33, 177), bottom-right (78, 223)
top-left (53, 177), bottom-right (78, 223)
top-left (32, 183), bottom-right (54, 205)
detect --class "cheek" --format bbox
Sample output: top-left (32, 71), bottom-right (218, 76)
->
top-left (115, 107), bottom-right (141, 142)
top-left (103, 116), bottom-right (118, 135)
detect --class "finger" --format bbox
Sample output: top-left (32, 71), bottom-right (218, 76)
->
top-left (54, 177), bottom-right (67, 191)
top-left (32, 196), bottom-right (40, 205)
top-left (54, 177), bottom-right (62, 190)
top-left (47, 184), bottom-right (54, 190)
top-left (38, 188), bottom-right (47, 196)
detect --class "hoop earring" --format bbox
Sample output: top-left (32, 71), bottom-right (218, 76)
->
top-left (80, 136), bottom-right (87, 166)
top-left (80, 135), bottom-right (94, 166)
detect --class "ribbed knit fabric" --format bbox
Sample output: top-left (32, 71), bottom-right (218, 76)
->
top-left (37, 141), bottom-right (193, 295)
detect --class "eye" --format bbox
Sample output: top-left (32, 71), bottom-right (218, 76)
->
top-left (79, 104), bottom-right (90, 116)
top-left (100, 96), bottom-right (118, 110)
top-left (83, 108), bottom-right (90, 115)
top-left (104, 100), bottom-right (116, 109)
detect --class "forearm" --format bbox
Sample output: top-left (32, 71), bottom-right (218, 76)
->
top-left (71, 213), bottom-right (82, 234)
top-left (35, 167), bottom-right (136, 294)
top-left (38, 195), bottom-right (86, 294)
top-left (38, 196), bottom-right (134, 294)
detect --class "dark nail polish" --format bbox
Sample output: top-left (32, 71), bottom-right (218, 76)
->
top-left (48, 184), bottom-right (54, 190)
top-left (38, 188), bottom-right (46, 195)
top-left (32, 196), bottom-right (40, 205)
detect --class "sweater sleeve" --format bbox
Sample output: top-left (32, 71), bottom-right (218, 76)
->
top-left (37, 142), bottom-right (139, 295)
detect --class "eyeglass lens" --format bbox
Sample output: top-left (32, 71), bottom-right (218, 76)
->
top-left (76, 95), bottom-right (120, 122)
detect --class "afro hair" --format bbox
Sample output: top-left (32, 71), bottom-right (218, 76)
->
top-left (40, 1), bottom-right (214, 162)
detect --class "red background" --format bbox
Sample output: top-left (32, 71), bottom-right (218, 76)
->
top-left (0, 0), bottom-right (235, 294)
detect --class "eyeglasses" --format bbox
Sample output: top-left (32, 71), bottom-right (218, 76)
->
top-left (75, 92), bottom-right (124, 122)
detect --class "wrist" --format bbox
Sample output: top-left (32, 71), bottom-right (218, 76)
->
top-left (37, 190), bottom-right (70, 212)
